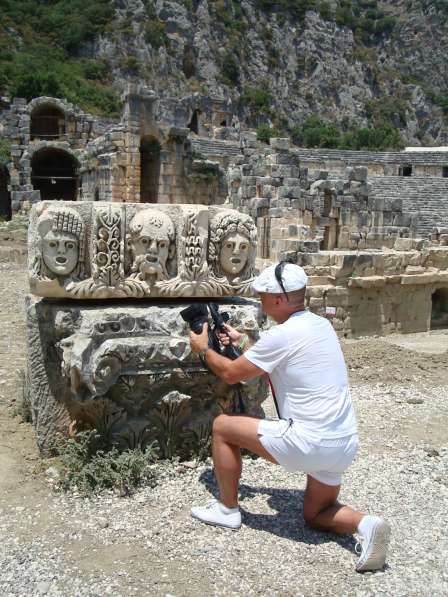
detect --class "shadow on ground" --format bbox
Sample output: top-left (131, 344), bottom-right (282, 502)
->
top-left (198, 468), bottom-right (356, 554)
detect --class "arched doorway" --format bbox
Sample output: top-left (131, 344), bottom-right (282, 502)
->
top-left (31, 148), bottom-right (79, 201)
top-left (0, 165), bottom-right (11, 220)
top-left (431, 288), bottom-right (448, 329)
top-left (140, 137), bottom-right (161, 203)
top-left (188, 110), bottom-right (200, 134)
top-left (30, 104), bottom-right (66, 140)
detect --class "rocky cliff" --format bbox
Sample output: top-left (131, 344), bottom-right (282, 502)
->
top-left (1, 0), bottom-right (448, 146)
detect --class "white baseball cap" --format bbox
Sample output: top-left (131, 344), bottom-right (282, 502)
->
top-left (252, 263), bottom-right (308, 294)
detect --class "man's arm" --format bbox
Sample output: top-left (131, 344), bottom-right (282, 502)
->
top-left (189, 323), bottom-right (265, 385)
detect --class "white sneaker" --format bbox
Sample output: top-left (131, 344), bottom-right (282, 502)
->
top-left (355, 517), bottom-right (391, 572)
top-left (191, 499), bottom-right (241, 530)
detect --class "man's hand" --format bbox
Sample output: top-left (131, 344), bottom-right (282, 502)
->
top-left (189, 322), bottom-right (209, 353)
top-left (216, 323), bottom-right (244, 348)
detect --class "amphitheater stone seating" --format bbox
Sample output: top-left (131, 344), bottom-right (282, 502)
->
top-left (191, 137), bottom-right (242, 159)
top-left (294, 148), bottom-right (448, 166)
top-left (370, 176), bottom-right (448, 237)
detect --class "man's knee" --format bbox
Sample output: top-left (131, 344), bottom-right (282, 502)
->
top-left (212, 413), bottom-right (231, 437)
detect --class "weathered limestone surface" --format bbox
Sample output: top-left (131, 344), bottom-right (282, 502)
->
top-left (229, 137), bottom-right (416, 265)
top-left (26, 297), bottom-right (267, 455)
top-left (299, 247), bottom-right (448, 337)
top-left (25, 199), bottom-right (267, 456)
top-left (28, 201), bottom-right (256, 299)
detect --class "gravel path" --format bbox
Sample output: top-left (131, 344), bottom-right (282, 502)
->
top-left (0, 261), bottom-right (447, 596)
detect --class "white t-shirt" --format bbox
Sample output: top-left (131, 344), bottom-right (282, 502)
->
top-left (244, 310), bottom-right (357, 440)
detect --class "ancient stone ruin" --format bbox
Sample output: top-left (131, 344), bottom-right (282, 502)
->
top-left (25, 203), bottom-right (267, 455)
top-left (0, 85), bottom-right (448, 346)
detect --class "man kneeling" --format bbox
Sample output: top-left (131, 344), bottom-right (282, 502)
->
top-left (189, 262), bottom-right (391, 573)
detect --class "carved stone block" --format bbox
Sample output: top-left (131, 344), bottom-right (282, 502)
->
top-left (28, 202), bottom-right (257, 299)
top-left (25, 296), bottom-right (268, 456)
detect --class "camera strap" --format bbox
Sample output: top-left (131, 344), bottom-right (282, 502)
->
top-left (268, 378), bottom-right (281, 419)
top-left (232, 386), bottom-right (245, 414)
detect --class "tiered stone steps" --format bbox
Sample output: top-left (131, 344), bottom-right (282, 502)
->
top-left (294, 148), bottom-right (448, 166)
top-left (191, 137), bottom-right (242, 159)
top-left (369, 176), bottom-right (448, 236)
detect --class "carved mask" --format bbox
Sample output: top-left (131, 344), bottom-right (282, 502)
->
top-left (133, 234), bottom-right (171, 274)
top-left (42, 230), bottom-right (79, 276)
top-left (220, 232), bottom-right (250, 276)
top-left (129, 210), bottom-right (175, 279)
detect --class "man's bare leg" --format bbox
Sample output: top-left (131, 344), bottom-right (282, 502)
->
top-left (212, 414), bottom-right (277, 508)
top-left (303, 476), bottom-right (391, 571)
top-left (303, 475), bottom-right (363, 534)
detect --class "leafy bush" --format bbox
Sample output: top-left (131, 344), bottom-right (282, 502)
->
top-left (318, 1), bottom-right (333, 20)
top-left (0, 139), bottom-right (12, 167)
top-left (12, 71), bottom-right (63, 100)
top-left (256, 124), bottom-right (282, 143)
top-left (434, 95), bottom-right (448, 114)
top-left (374, 16), bottom-right (396, 35)
top-left (82, 59), bottom-right (110, 81)
top-left (241, 87), bottom-right (271, 114)
top-left (144, 20), bottom-right (169, 49)
top-left (339, 125), bottom-right (405, 151)
top-left (333, 0), bottom-right (396, 40)
top-left (0, 2), bottom-right (119, 116)
top-left (255, 0), bottom-right (317, 20)
top-left (191, 160), bottom-right (221, 183)
top-left (221, 51), bottom-right (240, 86)
top-left (56, 430), bottom-right (158, 495)
top-left (291, 117), bottom-right (341, 148)
top-left (290, 117), bottom-right (404, 151)
top-left (1, 1), bottom-right (114, 55)
top-left (120, 56), bottom-right (141, 76)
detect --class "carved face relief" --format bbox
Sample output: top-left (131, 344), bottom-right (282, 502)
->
top-left (133, 235), bottom-right (170, 273)
top-left (42, 230), bottom-right (79, 276)
top-left (129, 210), bottom-right (176, 280)
top-left (209, 209), bottom-right (257, 281)
top-left (35, 207), bottom-right (86, 281)
top-left (220, 232), bottom-right (250, 276)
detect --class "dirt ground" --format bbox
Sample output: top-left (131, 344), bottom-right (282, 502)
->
top-left (0, 256), bottom-right (447, 595)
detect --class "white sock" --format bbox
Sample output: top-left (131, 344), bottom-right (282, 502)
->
top-left (219, 502), bottom-right (239, 514)
top-left (357, 515), bottom-right (381, 537)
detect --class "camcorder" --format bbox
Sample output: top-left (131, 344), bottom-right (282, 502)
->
top-left (180, 302), bottom-right (245, 412)
top-left (180, 303), bottom-right (242, 360)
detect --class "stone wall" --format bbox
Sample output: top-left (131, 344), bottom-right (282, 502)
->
top-left (294, 148), bottom-right (448, 178)
top-left (301, 246), bottom-right (448, 337)
top-left (370, 176), bottom-right (448, 238)
top-left (227, 136), bottom-right (416, 264)
top-left (1, 88), bottom-right (233, 215)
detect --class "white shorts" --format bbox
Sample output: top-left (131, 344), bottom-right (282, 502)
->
top-left (258, 418), bottom-right (359, 486)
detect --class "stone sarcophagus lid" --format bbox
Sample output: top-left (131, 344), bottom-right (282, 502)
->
top-left (28, 202), bottom-right (257, 299)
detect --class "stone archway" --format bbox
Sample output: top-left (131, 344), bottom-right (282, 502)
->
top-left (140, 136), bottom-right (161, 203)
top-left (31, 147), bottom-right (79, 201)
top-left (30, 104), bottom-right (66, 140)
top-left (0, 165), bottom-right (11, 220)
top-left (431, 288), bottom-right (448, 329)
